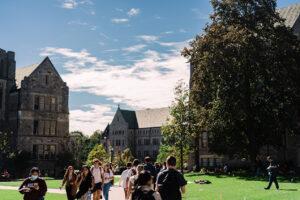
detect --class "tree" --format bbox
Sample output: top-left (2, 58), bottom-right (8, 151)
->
top-left (161, 82), bottom-right (192, 172)
top-left (86, 144), bottom-right (109, 165)
top-left (157, 144), bottom-right (189, 169)
top-left (114, 148), bottom-right (134, 166)
top-left (183, 0), bottom-right (300, 161)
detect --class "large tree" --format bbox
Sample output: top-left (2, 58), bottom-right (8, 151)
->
top-left (183, 0), bottom-right (300, 161)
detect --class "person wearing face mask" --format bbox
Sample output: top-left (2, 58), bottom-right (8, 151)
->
top-left (19, 167), bottom-right (47, 200)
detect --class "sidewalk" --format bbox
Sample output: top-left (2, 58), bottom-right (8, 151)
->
top-left (0, 185), bottom-right (125, 200)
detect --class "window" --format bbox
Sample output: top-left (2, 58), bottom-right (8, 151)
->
top-left (34, 96), bottom-right (40, 110)
top-left (35, 144), bottom-right (56, 160)
top-left (144, 151), bottom-right (149, 157)
top-left (39, 96), bottom-right (45, 111)
top-left (122, 140), bottom-right (125, 146)
top-left (39, 121), bottom-right (45, 135)
top-left (32, 145), bottom-right (38, 159)
top-left (33, 120), bottom-right (39, 135)
top-left (45, 75), bottom-right (49, 85)
top-left (138, 151), bottom-right (141, 157)
top-left (137, 139), bottom-right (142, 145)
top-left (50, 97), bottom-right (56, 112)
top-left (116, 139), bottom-right (121, 146)
top-left (144, 139), bottom-right (150, 145)
top-left (44, 121), bottom-right (50, 135)
top-left (50, 121), bottom-right (56, 136)
top-left (152, 138), bottom-right (159, 145)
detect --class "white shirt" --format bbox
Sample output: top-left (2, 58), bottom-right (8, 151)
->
top-left (103, 170), bottom-right (113, 184)
top-left (92, 167), bottom-right (103, 184)
top-left (120, 169), bottom-right (129, 188)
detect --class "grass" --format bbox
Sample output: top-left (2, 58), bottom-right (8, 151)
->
top-left (1, 174), bottom-right (299, 199)
top-left (0, 190), bottom-right (65, 200)
top-left (183, 173), bottom-right (300, 200)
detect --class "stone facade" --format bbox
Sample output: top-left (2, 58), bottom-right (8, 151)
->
top-left (104, 107), bottom-right (169, 161)
top-left (0, 53), bottom-right (69, 176)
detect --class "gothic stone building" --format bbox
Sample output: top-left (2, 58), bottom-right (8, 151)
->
top-left (104, 107), bottom-right (170, 161)
top-left (0, 51), bottom-right (69, 176)
top-left (190, 4), bottom-right (300, 168)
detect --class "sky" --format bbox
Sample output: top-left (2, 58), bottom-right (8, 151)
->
top-left (0, 0), bottom-right (299, 135)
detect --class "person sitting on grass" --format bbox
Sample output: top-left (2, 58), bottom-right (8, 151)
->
top-left (131, 170), bottom-right (162, 200)
top-left (19, 167), bottom-right (47, 200)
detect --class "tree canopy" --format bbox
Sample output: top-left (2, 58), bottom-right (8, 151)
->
top-left (183, 0), bottom-right (300, 161)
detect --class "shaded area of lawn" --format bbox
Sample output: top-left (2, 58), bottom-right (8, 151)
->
top-left (0, 190), bottom-right (65, 200)
top-left (183, 173), bottom-right (300, 200)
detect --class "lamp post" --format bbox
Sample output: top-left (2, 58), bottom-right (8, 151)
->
top-left (110, 147), bottom-right (114, 163)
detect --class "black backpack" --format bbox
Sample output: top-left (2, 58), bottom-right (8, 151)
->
top-left (132, 187), bottom-right (155, 200)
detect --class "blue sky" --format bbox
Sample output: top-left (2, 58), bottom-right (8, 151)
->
top-left (0, 0), bottom-right (299, 135)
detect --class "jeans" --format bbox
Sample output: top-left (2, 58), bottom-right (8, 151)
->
top-left (103, 182), bottom-right (112, 200)
top-left (266, 175), bottom-right (279, 189)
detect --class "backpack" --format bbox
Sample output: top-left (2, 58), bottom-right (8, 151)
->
top-left (132, 187), bottom-right (155, 200)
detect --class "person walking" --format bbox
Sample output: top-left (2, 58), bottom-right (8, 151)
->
top-left (91, 159), bottom-right (104, 200)
top-left (60, 166), bottom-right (78, 200)
top-left (103, 163), bottom-right (114, 200)
top-left (264, 156), bottom-right (279, 190)
top-left (119, 162), bottom-right (132, 200)
top-left (76, 165), bottom-right (93, 200)
top-left (144, 157), bottom-right (156, 178)
top-left (128, 164), bottom-right (144, 198)
top-left (131, 171), bottom-right (162, 200)
top-left (156, 156), bottom-right (187, 200)
top-left (19, 167), bottom-right (47, 200)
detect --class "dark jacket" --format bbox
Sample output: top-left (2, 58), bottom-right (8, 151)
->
top-left (19, 177), bottom-right (47, 200)
top-left (75, 174), bottom-right (92, 198)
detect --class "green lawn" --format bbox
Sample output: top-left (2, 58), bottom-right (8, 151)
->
top-left (183, 174), bottom-right (300, 200)
top-left (0, 190), bottom-right (65, 200)
top-left (0, 174), bottom-right (299, 200)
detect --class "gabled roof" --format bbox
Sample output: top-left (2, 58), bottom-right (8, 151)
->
top-left (15, 57), bottom-right (63, 89)
top-left (119, 109), bottom-right (138, 129)
top-left (135, 108), bottom-right (170, 128)
top-left (15, 63), bottom-right (39, 88)
top-left (118, 107), bottom-right (170, 129)
top-left (278, 4), bottom-right (300, 28)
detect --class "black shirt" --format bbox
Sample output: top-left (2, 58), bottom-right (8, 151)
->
top-left (19, 177), bottom-right (47, 200)
top-left (156, 168), bottom-right (187, 200)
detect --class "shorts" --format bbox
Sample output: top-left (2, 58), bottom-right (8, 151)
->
top-left (92, 182), bottom-right (102, 193)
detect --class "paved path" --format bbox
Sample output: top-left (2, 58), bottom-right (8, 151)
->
top-left (0, 185), bottom-right (125, 200)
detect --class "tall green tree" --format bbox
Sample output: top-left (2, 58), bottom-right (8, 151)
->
top-left (86, 144), bottom-right (109, 165)
top-left (183, 0), bottom-right (300, 161)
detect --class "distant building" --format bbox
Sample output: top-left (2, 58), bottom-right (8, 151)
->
top-left (103, 106), bottom-right (170, 161)
top-left (0, 52), bottom-right (69, 176)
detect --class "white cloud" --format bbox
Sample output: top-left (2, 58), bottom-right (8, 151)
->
top-left (70, 104), bottom-right (114, 135)
top-left (40, 39), bottom-right (190, 134)
top-left (127, 8), bottom-right (140, 17)
top-left (191, 8), bottom-right (209, 20)
top-left (122, 44), bottom-right (146, 53)
top-left (137, 35), bottom-right (159, 42)
top-left (111, 18), bottom-right (129, 24)
top-left (61, 0), bottom-right (92, 9)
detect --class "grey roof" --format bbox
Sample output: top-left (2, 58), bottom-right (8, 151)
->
top-left (278, 4), bottom-right (300, 28)
top-left (15, 63), bottom-right (39, 88)
top-left (118, 107), bottom-right (170, 129)
top-left (135, 107), bottom-right (171, 128)
top-left (120, 109), bottom-right (138, 129)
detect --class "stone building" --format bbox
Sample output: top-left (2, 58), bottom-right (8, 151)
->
top-left (103, 106), bottom-right (170, 161)
top-left (0, 52), bottom-right (69, 176)
top-left (189, 4), bottom-right (300, 168)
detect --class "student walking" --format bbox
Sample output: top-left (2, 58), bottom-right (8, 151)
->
top-left (76, 165), bottom-right (93, 200)
top-left (91, 159), bottom-right (104, 200)
top-left (120, 162), bottom-right (132, 200)
top-left (156, 156), bottom-right (187, 200)
top-left (19, 167), bottom-right (47, 200)
top-left (128, 164), bottom-right (144, 198)
top-left (103, 163), bottom-right (114, 200)
top-left (131, 171), bottom-right (162, 200)
top-left (60, 166), bottom-right (78, 200)
top-left (264, 156), bottom-right (279, 190)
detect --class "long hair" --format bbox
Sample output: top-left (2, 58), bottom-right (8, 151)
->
top-left (63, 166), bottom-right (75, 180)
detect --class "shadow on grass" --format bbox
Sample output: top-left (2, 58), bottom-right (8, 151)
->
top-left (279, 189), bottom-right (298, 191)
top-left (185, 172), bottom-right (300, 183)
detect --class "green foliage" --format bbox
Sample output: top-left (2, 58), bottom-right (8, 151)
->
top-left (183, 0), bottom-right (300, 161)
top-left (114, 148), bottom-right (134, 166)
top-left (156, 144), bottom-right (189, 168)
top-left (86, 144), bottom-right (108, 166)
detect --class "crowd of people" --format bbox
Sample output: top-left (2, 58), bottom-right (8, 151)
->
top-left (18, 156), bottom-right (187, 200)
